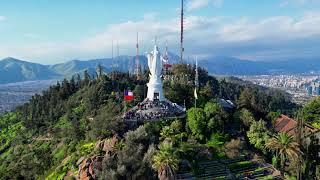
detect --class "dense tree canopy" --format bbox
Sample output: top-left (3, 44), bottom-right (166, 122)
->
top-left (0, 63), bottom-right (313, 179)
top-left (300, 97), bottom-right (320, 128)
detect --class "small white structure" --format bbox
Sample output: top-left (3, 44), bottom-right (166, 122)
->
top-left (146, 44), bottom-right (165, 101)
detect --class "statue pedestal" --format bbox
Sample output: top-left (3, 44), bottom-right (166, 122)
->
top-left (147, 77), bottom-right (164, 101)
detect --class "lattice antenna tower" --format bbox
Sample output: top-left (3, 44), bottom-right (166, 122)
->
top-left (134, 32), bottom-right (142, 80)
top-left (164, 40), bottom-right (169, 63)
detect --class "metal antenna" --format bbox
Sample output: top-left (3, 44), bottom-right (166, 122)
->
top-left (117, 41), bottom-right (119, 57)
top-left (117, 40), bottom-right (119, 70)
top-left (112, 40), bottom-right (114, 71)
top-left (195, 57), bottom-right (199, 88)
top-left (180, 0), bottom-right (185, 63)
top-left (135, 32), bottom-right (142, 80)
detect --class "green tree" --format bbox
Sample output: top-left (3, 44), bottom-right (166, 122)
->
top-left (187, 108), bottom-right (207, 140)
top-left (204, 102), bottom-right (227, 133)
top-left (97, 63), bottom-right (104, 78)
top-left (300, 97), bottom-right (320, 128)
top-left (239, 108), bottom-right (255, 130)
top-left (133, 84), bottom-right (146, 102)
top-left (101, 125), bottom-right (156, 179)
top-left (267, 111), bottom-right (281, 128)
top-left (83, 70), bottom-right (91, 85)
top-left (266, 133), bottom-right (302, 174)
top-left (152, 141), bottom-right (179, 180)
top-left (88, 101), bottom-right (123, 140)
top-left (247, 119), bottom-right (270, 154)
top-left (198, 82), bottom-right (214, 107)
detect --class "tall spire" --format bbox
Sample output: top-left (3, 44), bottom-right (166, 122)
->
top-left (164, 40), bottom-right (169, 63)
top-left (110, 40), bottom-right (115, 80)
top-left (154, 36), bottom-right (158, 46)
top-left (111, 39), bottom-right (114, 72)
top-left (165, 40), bottom-right (168, 55)
top-left (134, 32), bottom-right (142, 80)
top-left (163, 40), bottom-right (170, 77)
top-left (116, 40), bottom-right (119, 70)
top-left (112, 39), bottom-right (114, 60)
top-left (117, 40), bottom-right (119, 58)
top-left (195, 57), bottom-right (199, 88)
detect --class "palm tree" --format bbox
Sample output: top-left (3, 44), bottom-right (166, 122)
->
top-left (152, 141), bottom-right (179, 180)
top-left (266, 132), bottom-right (303, 173)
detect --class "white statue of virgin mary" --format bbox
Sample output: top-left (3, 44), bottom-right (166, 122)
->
top-left (146, 44), bottom-right (164, 101)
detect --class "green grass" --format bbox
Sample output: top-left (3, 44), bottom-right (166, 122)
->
top-left (235, 167), bottom-right (266, 178)
top-left (53, 145), bottom-right (68, 162)
top-left (228, 161), bottom-right (253, 171)
top-left (312, 121), bottom-right (320, 129)
top-left (257, 175), bottom-right (274, 180)
top-left (0, 122), bottom-right (24, 152)
top-left (77, 141), bottom-right (96, 156)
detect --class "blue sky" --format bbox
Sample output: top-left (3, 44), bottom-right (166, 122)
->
top-left (0, 0), bottom-right (320, 64)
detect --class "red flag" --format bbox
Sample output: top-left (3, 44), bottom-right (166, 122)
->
top-left (124, 90), bottom-right (134, 101)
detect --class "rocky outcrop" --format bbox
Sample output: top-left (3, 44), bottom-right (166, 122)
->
top-left (94, 135), bottom-right (119, 155)
top-left (77, 136), bottom-right (119, 180)
top-left (78, 156), bottom-right (103, 180)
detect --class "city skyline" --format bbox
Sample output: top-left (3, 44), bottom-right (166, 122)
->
top-left (0, 0), bottom-right (320, 64)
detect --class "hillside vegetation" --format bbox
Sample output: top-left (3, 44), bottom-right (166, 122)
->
top-left (0, 64), bottom-right (318, 179)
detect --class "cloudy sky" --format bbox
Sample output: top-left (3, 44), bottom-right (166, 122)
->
top-left (0, 0), bottom-right (320, 64)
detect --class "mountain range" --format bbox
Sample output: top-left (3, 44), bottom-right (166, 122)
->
top-left (0, 55), bottom-right (320, 84)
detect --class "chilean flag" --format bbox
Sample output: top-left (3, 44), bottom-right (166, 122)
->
top-left (124, 90), bottom-right (134, 101)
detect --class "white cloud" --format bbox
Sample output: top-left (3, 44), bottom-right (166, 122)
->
top-left (280, 0), bottom-right (319, 7)
top-left (187, 0), bottom-right (210, 11)
top-left (187, 0), bottom-right (224, 11)
top-left (0, 16), bottom-right (6, 21)
top-left (1, 12), bottom-right (320, 63)
top-left (216, 12), bottom-right (320, 42)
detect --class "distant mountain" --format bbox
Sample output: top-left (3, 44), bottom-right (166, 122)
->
top-left (199, 56), bottom-right (320, 75)
top-left (50, 56), bottom-right (148, 77)
top-left (0, 57), bottom-right (59, 84)
top-left (1, 55), bottom-right (320, 84)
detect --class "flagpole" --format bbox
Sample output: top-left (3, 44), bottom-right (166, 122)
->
top-left (194, 56), bottom-right (199, 109)
top-left (195, 95), bottom-right (197, 108)
top-left (124, 90), bottom-right (127, 113)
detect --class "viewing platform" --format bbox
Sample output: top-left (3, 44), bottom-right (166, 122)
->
top-left (123, 99), bottom-right (186, 122)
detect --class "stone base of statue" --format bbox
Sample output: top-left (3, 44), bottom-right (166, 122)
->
top-left (123, 99), bottom-right (185, 122)
top-left (147, 76), bottom-right (165, 101)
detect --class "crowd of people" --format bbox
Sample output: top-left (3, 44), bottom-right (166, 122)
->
top-left (123, 99), bottom-right (185, 121)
